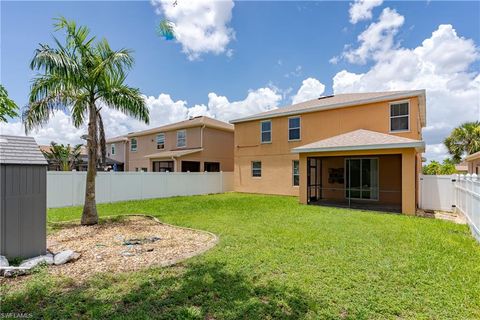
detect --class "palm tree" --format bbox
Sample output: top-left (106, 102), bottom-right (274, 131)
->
top-left (444, 121), bottom-right (480, 163)
top-left (42, 142), bottom-right (83, 171)
top-left (23, 17), bottom-right (149, 225)
top-left (0, 84), bottom-right (18, 122)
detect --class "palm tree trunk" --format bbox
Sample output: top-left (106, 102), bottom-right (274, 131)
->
top-left (81, 102), bottom-right (99, 225)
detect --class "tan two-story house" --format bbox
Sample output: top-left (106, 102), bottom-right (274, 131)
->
top-left (107, 116), bottom-right (234, 173)
top-left (230, 90), bottom-right (426, 215)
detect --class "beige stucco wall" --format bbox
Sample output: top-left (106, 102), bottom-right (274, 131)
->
top-left (106, 141), bottom-right (128, 169)
top-left (127, 126), bottom-right (233, 172)
top-left (233, 96), bottom-right (423, 215)
top-left (468, 158), bottom-right (480, 174)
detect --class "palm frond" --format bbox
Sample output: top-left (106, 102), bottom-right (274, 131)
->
top-left (93, 39), bottom-right (133, 79)
top-left (99, 82), bottom-right (149, 124)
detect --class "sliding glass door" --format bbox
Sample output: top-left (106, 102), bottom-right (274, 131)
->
top-left (345, 158), bottom-right (379, 200)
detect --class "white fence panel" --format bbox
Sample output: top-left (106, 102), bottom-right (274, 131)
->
top-left (419, 175), bottom-right (455, 211)
top-left (455, 174), bottom-right (480, 241)
top-left (47, 171), bottom-right (234, 208)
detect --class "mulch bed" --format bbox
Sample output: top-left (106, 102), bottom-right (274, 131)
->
top-left (4, 215), bottom-right (218, 284)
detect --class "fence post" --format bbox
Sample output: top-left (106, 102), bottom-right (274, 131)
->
top-left (72, 171), bottom-right (76, 207)
top-left (109, 171), bottom-right (113, 203)
top-left (220, 171), bottom-right (223, 193)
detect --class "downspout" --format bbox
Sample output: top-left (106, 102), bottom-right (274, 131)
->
top-left (200, 124), bottom-right (206, 148)
top-left (124, 140), bottom-right (128, 171)
top-left (200, 124), bottom-right (206, 171)
top-left (171, 155), bottom-right (176, 172)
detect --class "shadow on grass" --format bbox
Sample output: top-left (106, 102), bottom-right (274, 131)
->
top-left (2, 262), bottom-right (314, 319)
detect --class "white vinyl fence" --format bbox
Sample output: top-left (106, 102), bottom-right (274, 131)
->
top-left (420, 174), bottom-right (480, 242)
top-left (454, 174), bottom-right (480, 241)
top-left (419, 175), bottom-right (455, 211)
top-left (47, 171), bottom-right (234, 208)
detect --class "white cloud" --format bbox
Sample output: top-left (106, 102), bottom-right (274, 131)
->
top-left (151, 0), bottom-right (235, 60)
top-left (349, 0), bottom-right (383, 24)
top-left (344, 7), bottom-right (405, 64)
top-left (333, 23), bottom-right (480, 161)
top-left (291, 78), bottom-right (326, 104)
top-left (206, 87), bottom-right (282, 121)
top-left (0, 112), bottom-right (86, 146)
top-left (0, 86), bottom-right (282, 144)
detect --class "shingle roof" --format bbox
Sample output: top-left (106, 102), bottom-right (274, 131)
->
top-left (230, 90), bottom-right (426, 127)
top-left (106, 135), bottom-right (128, 144)
top-left (0, 135), bottom-right (48, 165)
top-left (128, 116), bottom-right (234, 138)
top-left (466, 151), bottom-right (480, 161)
top-left (292, 129), bottom-right (425, 153)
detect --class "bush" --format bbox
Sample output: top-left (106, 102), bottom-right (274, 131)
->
top-left (422, 160), bottom-right (457, 175)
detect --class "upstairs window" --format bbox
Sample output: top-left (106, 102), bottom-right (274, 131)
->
top-left (252, 161), bottom-right (262, 177)
top-left (288, 117), bottom-right (301, 141)
top-left (177, 130), bottom-right (186, 147)
top-left (156, 133), bottom-right (165, 149)
top-left (111, 144), bottom-right (116, 155)
top-left (130, 138), bottom-right (137, 152)
top-left (390, 101), bottom-right (409, 132)
top-left (261, 120), bottom-right (272, 143)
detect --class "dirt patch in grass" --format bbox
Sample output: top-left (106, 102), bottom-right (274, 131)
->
top-left (6, 215), bottom-right (217, 284)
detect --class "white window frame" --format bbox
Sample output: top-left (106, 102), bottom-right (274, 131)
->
top-left (251, 161), bottom-right (262, 178)
top-left (344, 157), bottom-right (379, 201)
top-left (177, 129), bottom-right (186, 148)
top-left (130, 138), bottom-right (137, 152)
top-left (156, 133), bottom-right (165, 149)
top-left (389, 100), bottom-right (410, 133)
top-left (292, 160), bottom-right (299, 187)
top-left (111, 143), bottom-right (116, 156)
top-left (260, 120), bottom-right (272, 144)
top-left (288, 116), bottom-right (301, 141)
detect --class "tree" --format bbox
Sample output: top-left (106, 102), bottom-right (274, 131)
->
top-left (42, 142), bottom-right (82, 171)
top-left (0, 84), bottom-right (18, 122)
top-left (422, 159), bottom-right (457, 175)
top-left (444, 121), bottom-right (480, 163)
top-left (23, 17), bottom-right (149, 225)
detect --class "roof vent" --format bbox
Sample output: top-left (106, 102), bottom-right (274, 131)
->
top-left (318, 95), bottom-right (334, 100)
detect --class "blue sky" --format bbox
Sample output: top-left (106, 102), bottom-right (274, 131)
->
top-left (1, 1), bottom-right (479, 161)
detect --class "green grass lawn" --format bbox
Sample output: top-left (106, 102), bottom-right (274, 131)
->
top-left (2, 193), bottom-right (480, 319)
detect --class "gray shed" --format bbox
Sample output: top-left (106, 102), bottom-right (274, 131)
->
top-left (0, 135), bottom-right (47, 259)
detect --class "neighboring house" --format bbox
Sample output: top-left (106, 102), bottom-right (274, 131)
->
top-left (455, 161), bottom-right (468, 174)
top-left (105, 136), bottom-right (129, 171)
top-left (466, 152), bottom-right (480, 174)
top-left (121, 116), bottom-right (234, 172)
top-left (230, 90), bottom-right (426, 215)
top-left (40, 144), bottom-right (123, 171)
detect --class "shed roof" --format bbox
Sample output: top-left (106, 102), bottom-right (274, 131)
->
top-left (0, 135), bottom-right (48, 165)
top-left (230, 90), bottom-right (426, 127)
top-left (291, 129), bottom-right (425, 153)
